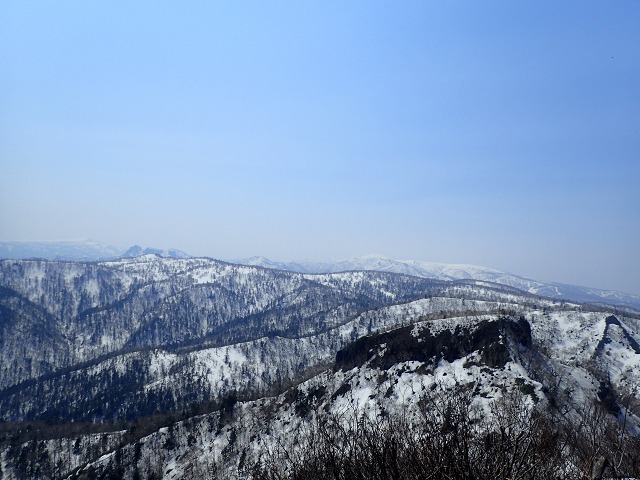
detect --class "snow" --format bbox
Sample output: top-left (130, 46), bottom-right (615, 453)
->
top-left (599, 323), bottom-right (640, 387)
top-left (529, 310), bottom-right (607, 365)
top-left (4, 255), bottom-right (640, 479)
top-left (149, 350), bottom-right (178, 378)
top-left (233, 255), bottom-right (640, 310)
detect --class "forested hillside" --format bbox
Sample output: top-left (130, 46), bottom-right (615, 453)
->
top-left (1, 256), bottom-right (639, 479)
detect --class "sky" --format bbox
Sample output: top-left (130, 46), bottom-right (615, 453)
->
top-left (1, 1), bottom-right (639, 295)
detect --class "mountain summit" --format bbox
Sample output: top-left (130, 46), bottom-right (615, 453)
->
top-left (123, 245), bottom-right (190, 259)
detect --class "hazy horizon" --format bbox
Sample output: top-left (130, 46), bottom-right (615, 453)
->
top-left (2, 2), bottom-right (639, 295)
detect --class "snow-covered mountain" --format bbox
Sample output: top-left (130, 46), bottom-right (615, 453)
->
top-left (122, 244), bottom-right (191, 259)
top-left (236, 254), bottom-right (640, 311)
top-left (68, 309), bottom-right (640, 479)
top-left (0, 256), bottom-right (438, 397)
top-left (231, 255), bottom-right (319, 273)
top-left (1, 256), bottom-right (639, 479)
top-left (3, 243), bottom-right (635, 310)
top-left (0, 239), bottom-right (124, 261)
top-left (0, 241), bottom-right (191, 261)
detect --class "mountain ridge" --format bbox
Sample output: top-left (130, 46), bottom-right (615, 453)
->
top-left (236, 254), bottom-right (640, 311)
top-left (1, 243), bottom-right (635, 309)
top-left (0, 240), bottom-right (191, 261)
top-left (1, 255), bottom-right (639, 478)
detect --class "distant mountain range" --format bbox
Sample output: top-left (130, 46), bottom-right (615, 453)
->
top-left (0, 239), bottom-right (125, 261)
top-left (122, 244), bottom-right (191, 259)
top-left (0, 242), bottom-right (636, 310)
top-left (0, 240), bottom-right (190, 261)
top-left (236, 254), bottom-right (640, 311)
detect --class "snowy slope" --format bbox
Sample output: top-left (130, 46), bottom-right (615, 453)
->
top-left (31, 306), bottom-right (640, 480)
top-left (0, 256), bottom-right (438, 393)
top-left (236, 254), bottom-right (640, 310)
top-left (1, 256), bottom-right (640, 479)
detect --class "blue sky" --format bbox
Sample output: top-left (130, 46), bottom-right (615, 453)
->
top-left (1, 1), bottom-right (639, 294)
